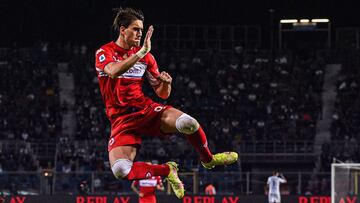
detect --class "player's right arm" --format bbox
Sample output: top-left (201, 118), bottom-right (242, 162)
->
top-left (104, 26), bottom-right (154, 78)
top-left (279, 173), bottom-right (287, 183)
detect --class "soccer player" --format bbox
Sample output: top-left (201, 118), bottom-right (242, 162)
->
top-left (131, 162), bottom-right (165, 203)
top-left (267, 172), bottom-right (287, 203)
top-left (95, 7), bottom-right (238, 199)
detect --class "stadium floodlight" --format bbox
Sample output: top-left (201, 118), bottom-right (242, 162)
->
top-left (279, 17), bottom-right (331, 49)
top-left (280, 19), bottom-right (298, 24)
top-left (312, 18), bottom-right (330, 23)
top-left (299, 19), bottom-right (310, 23)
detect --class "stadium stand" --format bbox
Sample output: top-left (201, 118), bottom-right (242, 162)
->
top-left (0, 35), bottom-right (331, 195)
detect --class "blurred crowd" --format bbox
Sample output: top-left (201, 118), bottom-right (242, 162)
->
top-left (0, 40), bottom-right (331, 195)
top-left (320, 62), bottom-right (360, 172)
top-left (0, 43), bottom-right (61, 142)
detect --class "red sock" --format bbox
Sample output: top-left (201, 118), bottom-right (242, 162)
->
top-left (126, 162), bottom-right (170, 180)
top-left (186, 126), bottom-right (213, 163)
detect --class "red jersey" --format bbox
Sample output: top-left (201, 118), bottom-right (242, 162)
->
top-left (133, 176), bottom-right (163, 203)
top-left (95, 42), bottom-right (161, 120)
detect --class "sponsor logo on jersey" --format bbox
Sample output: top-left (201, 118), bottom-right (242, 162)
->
top-left (139, 179), bottom-right (157, 187)
top-left (120, 63), bottom-right (147, 78)
top-left (99, 54), bottom-right (106, 62)
top-left (95, 60), bottom-right (147, 79)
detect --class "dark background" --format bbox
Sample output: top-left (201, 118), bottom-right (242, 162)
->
top-left (0, 0), bottom-right (359, 46)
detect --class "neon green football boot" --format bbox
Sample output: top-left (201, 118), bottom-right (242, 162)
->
top-left (201, 152), bottom-right (239, 169)
top-left (165, 162), bottom-right (185, 199)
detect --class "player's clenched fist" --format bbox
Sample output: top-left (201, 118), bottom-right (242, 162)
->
top-left (157, 71), bottom-right (172, 84)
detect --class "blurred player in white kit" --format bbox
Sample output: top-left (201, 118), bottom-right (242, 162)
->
top-left (267, 171), bottom-right (287, 203)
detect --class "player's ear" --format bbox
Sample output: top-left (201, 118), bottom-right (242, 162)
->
top-left (119, 26), bottom-right (126, 36)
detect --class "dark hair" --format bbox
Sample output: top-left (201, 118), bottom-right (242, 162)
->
top-left (112, 7), bottom-right (144, 32)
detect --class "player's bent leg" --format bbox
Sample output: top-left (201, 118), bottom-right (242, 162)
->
top-left (160, 108), bottom-right (239, 169)
top-left (109, 145), bottom-right (137, 179)
top-left (109, 145), bottom-right (170, 180)
top-left (109, 146), bottom-right (184, 198)
top-left (175, 113), bottom-right (200, 134)
top-left (160, 108), bottom-right (201, 134)
top-left (165, 161), bottom-right (185, 199)
top-left (111, 158), bottom-right (134, 179)
top-left (159, 107), bottom-right (183, 133)
top-left (161, 108), bottom-right (213, 163)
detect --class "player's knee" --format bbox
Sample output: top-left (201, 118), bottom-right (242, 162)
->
top-left (175, 113), bottom-right (200, 134)
top-left (111, 159), bottom-right (133, 179)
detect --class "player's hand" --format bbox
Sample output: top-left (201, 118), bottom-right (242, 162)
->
top-left (157, 71), bottom-right (172, 84)
top-left (136, 26), bottom-right (154, 58)
top-left (143, 25), bottom-right (154, 51)
top-left (157, 185), bottom-right (165, 191)
top-left (139, 193), bottom-right (144, 197)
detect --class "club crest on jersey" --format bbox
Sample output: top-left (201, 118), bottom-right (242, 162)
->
top-left (99, 54), bottom-right (106, 62)
top-left (145, 172), bottom-right (152, 178)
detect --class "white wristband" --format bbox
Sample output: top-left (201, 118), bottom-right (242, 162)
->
top-left (136, 46), bottom-right (150, 58)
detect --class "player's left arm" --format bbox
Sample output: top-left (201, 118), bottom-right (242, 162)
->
top-left (145, 54), bottom-right (172, 99)
top-left (153, 71), bottom-right (172, 99)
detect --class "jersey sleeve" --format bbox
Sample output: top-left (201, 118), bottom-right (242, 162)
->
top-left (95, 47), bottom-right (116, 70)
top-left (145, 53), bottom-right (161, 86)
top-left (133, 180), bottom-right (139, 186)
top-left (267, 177), bottom-right (270, 184)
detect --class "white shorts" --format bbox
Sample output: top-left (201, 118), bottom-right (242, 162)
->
top-left (268, 193), bottom-right (281, 203)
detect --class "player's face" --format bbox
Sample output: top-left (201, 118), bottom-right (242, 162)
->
top-left (122, 20), bottom-right (144, 47)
